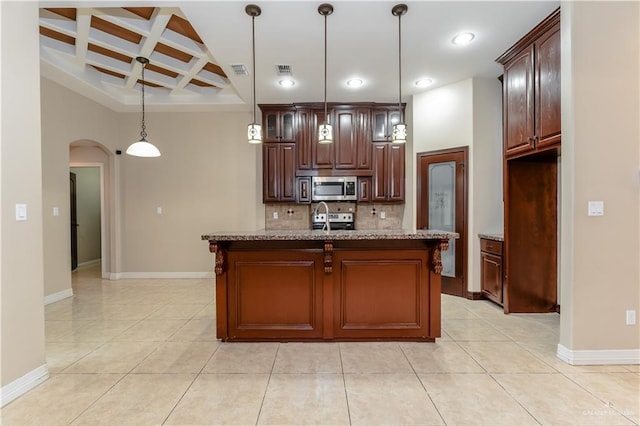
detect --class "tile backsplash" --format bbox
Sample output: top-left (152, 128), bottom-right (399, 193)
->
top-left (264, 203), bottom-right (404, 231)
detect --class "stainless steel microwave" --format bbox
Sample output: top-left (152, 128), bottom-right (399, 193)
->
top-left (311, 176), bottom-right (357, 201)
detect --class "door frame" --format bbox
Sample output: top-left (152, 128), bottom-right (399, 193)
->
top-left (69, 162), bottom-right (106, 277)
top-left (416, 146), bottom-right (468, 298)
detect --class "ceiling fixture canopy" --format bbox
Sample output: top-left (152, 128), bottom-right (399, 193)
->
top-left (391, 4), bottom-right (408, 144)
top-left (317, 3), bottom-right (334, 144)
top-left (246, 4), bottom-right (262, 144)
top-left (126, 56), bottom-right (161, 157)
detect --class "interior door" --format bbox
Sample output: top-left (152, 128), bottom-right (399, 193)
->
top-left (417, 148), bottom-right (467, 297)
top-left (70, 172), bottom-right (78, 270)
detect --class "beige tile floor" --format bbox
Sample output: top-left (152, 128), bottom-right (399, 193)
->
top-left (1, 264), bottom-right (638, 425)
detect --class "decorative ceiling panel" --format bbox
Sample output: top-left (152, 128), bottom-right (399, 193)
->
top-left (39, 6), bottom-right (237, 111)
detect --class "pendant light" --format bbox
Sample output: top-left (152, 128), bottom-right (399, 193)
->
top-left (126, 57), bottom-right (161, 157)
top-left (391, 4), bottom-right (408, 144)
top-left (317, 3), bottom-right (334, 144)
top-left (246, 4), bottom-right (262, 144)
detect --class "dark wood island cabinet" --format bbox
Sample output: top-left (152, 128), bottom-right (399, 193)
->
top-left (202, 230), bottom-right (456, 342)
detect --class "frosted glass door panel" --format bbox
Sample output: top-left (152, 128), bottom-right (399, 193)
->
top-left (428, 161), bottom-right (455, 277)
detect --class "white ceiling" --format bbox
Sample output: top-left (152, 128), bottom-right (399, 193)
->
top-left (39, 1), bottom-right (560, 113)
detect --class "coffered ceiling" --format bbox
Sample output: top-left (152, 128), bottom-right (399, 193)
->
top-left (38, 1), bottom-right (560, 113)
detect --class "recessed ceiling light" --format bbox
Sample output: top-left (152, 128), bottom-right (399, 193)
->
top-left (415, 78), bottom-right (433, 88)
top-left (346, 78), bottom-right (364, 88)
top-left (452, 32), bottom-right (475, 46)
top-left (279, 79), bottom-right (295, 88)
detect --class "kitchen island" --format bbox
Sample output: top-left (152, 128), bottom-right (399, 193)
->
top-left (201, 229), bottom-right (457, 342)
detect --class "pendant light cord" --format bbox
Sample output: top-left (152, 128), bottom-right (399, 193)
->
top-left (140, 62), bottom-right (147, 139)
top-left (397, 11), bottom-right (402, 123)
top-left (252, 13), bottom-right (257, 124)
top-left (323, 11), bottom-right (328, 121)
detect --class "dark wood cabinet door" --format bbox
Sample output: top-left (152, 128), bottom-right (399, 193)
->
top-left (356, 108), bottom-right (372, 170)
top-left (296, 108), bottom-right (312, 170)
top-left (297, 177), bottom-right (311, 203)
top-left (371, 143), bottom-right (388, 201)
top-left (388, 144), bottom-right (405, 201)
top-left (481, 252), bottom-right (503, 305)
top-left (334, 108), bottom-right (357, 169)
top-left (503, 46), bottom-right (535, 156)
top-left (535, 22), bottom-right (561, 148)
top-left (263, 143), bottom-right (296, 202)
top-left (312, 109), bottom-right (334, 169)
top-left (263, 143), bottom-right (280, 202)
top-left (263, 108), bottom-right (296, 142)
top-left (280, 143), bottom-right (296, 201)
top-left (371, 109), bottom-right (389, 142)
top-left (357, 177), bottom-right (371, 203)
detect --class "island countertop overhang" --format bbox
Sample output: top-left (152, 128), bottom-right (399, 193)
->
top-left (201, 229), bottom-right (458, 242)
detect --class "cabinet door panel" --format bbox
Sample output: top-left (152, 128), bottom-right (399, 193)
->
top-left (297, 109), bottom-right (312, 170)
top-left (335, 109), bottom-right (357, 169)
top-left (504, 47), bottom-right (535, 156)
top-left (372, 144), bottom-right (387, 201)
top-left (280, 144), bottom-right (296, 201)
top-left (388, 144), bottom-right (405, 201)
top-left (356, 109), bottom-right (372, 170)
top-left (481, 252), bottom-right (503, 305)
top-left (372, 110), bottom-right (388, 142)
top-left (281, 111), bottom-right (296, 142)
top-left (535, 23), bottom-right (561, 148)
top-left (263, 144), bottom-right (280, 202)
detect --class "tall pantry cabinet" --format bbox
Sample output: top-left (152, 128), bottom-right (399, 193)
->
top-left (496, 8), bottom-right (561, 313)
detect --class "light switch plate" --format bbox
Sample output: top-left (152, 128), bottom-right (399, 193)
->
top-left (16, 204), bottom-right (27, 221)
top-left (587, 201), bottom-right (604, 216)
top-left (53, 207), bottom-right (59, 217)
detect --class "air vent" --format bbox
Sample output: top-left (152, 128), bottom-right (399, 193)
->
top-left (231, 64), bottom-right (248, 76)
top-left (277, 65), bottom-right (292, 76)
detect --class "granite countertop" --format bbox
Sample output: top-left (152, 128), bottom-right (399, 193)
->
top-left (202, 229), bottom-right (458, 242)
top-left (478, 232), bottom-right (504, 242)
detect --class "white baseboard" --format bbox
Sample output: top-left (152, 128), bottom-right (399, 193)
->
top-left (0, 364), bottom-right (49, 407)
top-left (43, 288), bottom-right (74, 305)
top-left (77, 258), bottom-right (101, 269)
top-left (107, 272), bottom-right (214, 280)
top-left (557, 344), bottom-right (640, 365)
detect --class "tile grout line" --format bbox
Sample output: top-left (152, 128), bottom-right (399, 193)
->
top-left (398, 342), bottom-right (448, 425)
top-left (338, 343), bottom-right (353, 426)
top-left (254, 343), bottom-right (280, 426)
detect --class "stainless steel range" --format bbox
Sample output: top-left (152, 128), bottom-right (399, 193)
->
top-left (312, 212), bottom-right (355, 230)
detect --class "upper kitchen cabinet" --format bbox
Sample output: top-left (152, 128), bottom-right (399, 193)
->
top-left (372, 142), bottom-right (405, 202)
top-left (334, 107), bottom-right (372, 171)
top-left (263, 142), bottom-right (296, 203)
top-left (371, 106), bottom-right (403, 142)
top-left (496, 8), bottom-right (560, 159)
top-left (260, 105), bottom-right (296, 143)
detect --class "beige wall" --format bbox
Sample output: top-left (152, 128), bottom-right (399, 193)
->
top-left (118, 111), bottom-right (263, 273)
top-left (411, 78), bottom-right (503, 292)
top-left (1, 1), bottom-right (47, 388)
top-left (560, 1), bottom-right (640, 352)
top-left (41, 79), bottom-right (121, 295)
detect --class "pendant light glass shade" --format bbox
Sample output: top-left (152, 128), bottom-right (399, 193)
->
top-left (391, 4), bottom-right (408, 144)
top-left (246, 5), bottom-right (262, 144)
top-left (318, 123), bottom-right (333, 144)
top-left (126, 57), bottom-right (161, 157)
top-left (391, 123), bottom-right (407, 144)
top-left (318, 4), bottom-right (334, 144)
top-left (126, 140), bottom-right (161, 157)
top-left (247, 123), bottom-right (262, 144)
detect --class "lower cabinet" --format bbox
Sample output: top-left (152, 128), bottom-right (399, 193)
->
top-left (480, 238), bottom-right (503, 306)
top-left (220, 240), bottom-right (440, 341)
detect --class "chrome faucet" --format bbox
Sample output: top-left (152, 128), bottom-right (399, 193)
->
top-left (313, 201), bottom-right (331, 232)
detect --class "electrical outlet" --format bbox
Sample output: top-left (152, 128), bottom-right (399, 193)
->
top-left (380, 211), bottom-right (386, 219)
top-left (156, 207), bottom-right (162, 215)
top-left (273, 211), bottom-right (278, 219)
top-left (626, 310), bottom-right (636, 325)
